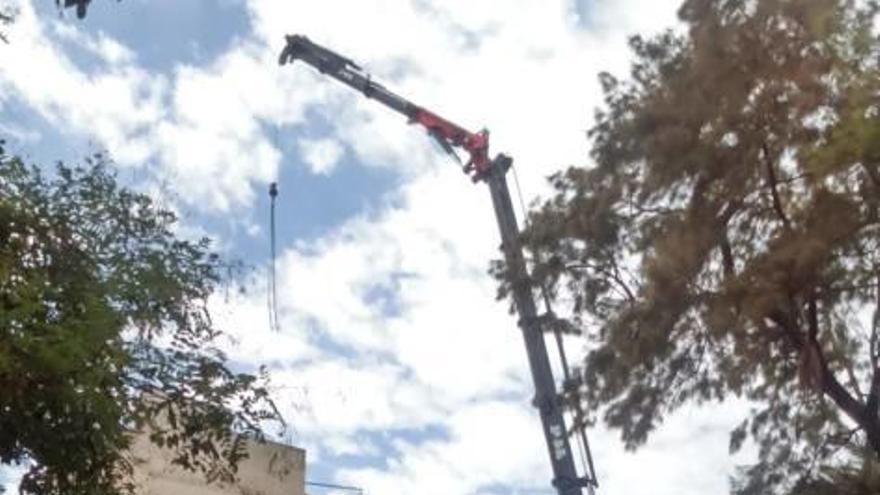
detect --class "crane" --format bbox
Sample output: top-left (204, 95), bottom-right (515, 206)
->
top-left (279, 34), bottom-right (598, 495)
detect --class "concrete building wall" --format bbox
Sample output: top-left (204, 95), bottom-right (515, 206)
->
top-left (129, 435), bottom-right (305, 495)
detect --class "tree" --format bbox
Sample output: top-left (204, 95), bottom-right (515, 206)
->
top-left (0, 145), bottom-right (282, 495)
top-left (509, 0), bottom-right (880, 492)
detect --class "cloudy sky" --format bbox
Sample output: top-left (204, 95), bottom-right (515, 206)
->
top-left (0, 1), bottom-right (755, 494)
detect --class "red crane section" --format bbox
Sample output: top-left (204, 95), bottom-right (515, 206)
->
top-left (279, 35), bottom-right (491, 177)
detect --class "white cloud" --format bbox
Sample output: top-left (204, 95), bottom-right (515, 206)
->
top-left (0, 0), bottom-right (682, 209)
top-left (51, 20), bottom-right (135, 65)
top-left (0, 121), bottom-right (40, 144)
top-left (298, 137), bottom-right (344, 175)
top-left (269, 166), bottom-right (525, 399)
top-left (0, 1), bottom-right (165, 164)
top-left (336, 401), bottom-right (550, 495)
top-left (0, 2), bottom-right (324, 210)
top-left (210, 287), bottom-right (317, 366)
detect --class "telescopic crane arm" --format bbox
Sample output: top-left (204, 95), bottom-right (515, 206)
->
top-left (279, 34), bottom-right (597, 495)
top-left (279, 35), bottom-right (490, 177)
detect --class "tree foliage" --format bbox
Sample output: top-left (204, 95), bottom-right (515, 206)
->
top-left (511, 0), bottom-right (880, 492)
top-left (0, 146), bottom-right (281, 495)
top-left (785, 444), bottom-right (880, 494)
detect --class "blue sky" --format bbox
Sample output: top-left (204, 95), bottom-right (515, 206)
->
top-left (0, 1), bottom-right (754, 494)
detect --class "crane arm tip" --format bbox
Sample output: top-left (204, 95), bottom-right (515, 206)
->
top-left (278, 34), bottom-right (306, 65)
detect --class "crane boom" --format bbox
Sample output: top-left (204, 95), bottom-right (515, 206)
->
top-left (279, 35), bottom-right (490, 176)
top-left (279, 34), bottom-right (596, 494)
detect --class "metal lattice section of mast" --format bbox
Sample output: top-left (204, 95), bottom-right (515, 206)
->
top-left (483, 155), bottom-right (595, 494)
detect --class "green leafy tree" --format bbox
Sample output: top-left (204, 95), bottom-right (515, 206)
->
top-left (0, 145), bottom-right (282, 495)
top-left (510, 0), bottom-right (880, 492)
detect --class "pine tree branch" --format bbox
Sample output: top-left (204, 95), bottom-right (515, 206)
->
top-left (717, 200), bottom-right (740, 279)
top-left (866, 368), bottom-right (880, 419)
top-left (804, 295), bottom-right (880, 457)
top-left (812, 329), bottom-right (880, 455)
top-left (862, 162), bottom-right (880, 191)
top-left (610, 259), bottom-right (637, 303)
top-left (565, 261), bottom-right (636, 303)
top-left (720, 233), bottom-right (735, 278)
top-left (869, 273), bottom-right (880, 413)
top-left (822, 359), bottom-right (880, 456)
top-left (845, 362), bottom-right (866, 404)
top-left (768, 303), bottom-right (880, 454)
top-left (872, 281), bottom-right (880, 372)
top-left (875, 273), bottom-right (880, 359)
top-left (761, 142), bottom-right (791, 230)
top-left (807, 295), bottom-right (819, 343)
top-left (768, 308), bottom-right (803, 347)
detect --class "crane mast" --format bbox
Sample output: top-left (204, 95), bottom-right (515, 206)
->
top-left (279, 34), bottom-right (597, 494)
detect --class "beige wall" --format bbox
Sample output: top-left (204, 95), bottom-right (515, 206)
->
top-left (129, 435), bottom-right (305, 495)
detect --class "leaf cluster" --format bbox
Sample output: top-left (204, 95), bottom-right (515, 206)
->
top-left (0, 145), bottom-right (282, 495)
top-left (510, 0), bottom-right (880, 492)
